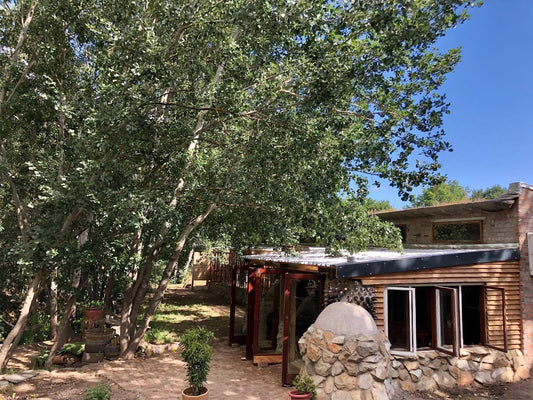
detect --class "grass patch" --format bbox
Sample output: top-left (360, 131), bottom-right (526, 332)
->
top-left (145, 288), bottom-right (231, 344)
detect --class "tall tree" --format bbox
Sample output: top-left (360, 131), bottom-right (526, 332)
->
top-left (409, 179), bottom-right (469, 207)
top-left (470, 184), bottom-right (508, 200)
top-left (1, 0), bottom-right (481, 366)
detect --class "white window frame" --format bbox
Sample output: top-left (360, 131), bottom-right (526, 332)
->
top-left (384, 287), bottom-right (416, 356)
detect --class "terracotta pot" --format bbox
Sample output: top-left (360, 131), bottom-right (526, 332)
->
top-left (52, 355), bottom-right (67, 365)
top-left (289, 391), bottom-right (313, 400)
top-left (84, 307), bottom-right (105, 321)
top-left (182, 387), bottom-right (208, 400)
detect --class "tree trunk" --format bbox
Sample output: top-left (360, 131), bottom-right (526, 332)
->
top-left (49, 268), bottom-right (58, 341)
top-left (121, 203), bottom-right (216, 359)
top-left (0, 272), bottom-right (45, 370)
top-left (45, 295), bottom-right (77, 369)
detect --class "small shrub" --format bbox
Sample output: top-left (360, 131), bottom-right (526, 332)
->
top-left (292, 372), bottom-right (316, 396)
top-left (84, 383), bottom-right (111, 400)
top-left (180, 326), bottom-right (214, 396)
top-left (31, 348), bottom-right (49, 370)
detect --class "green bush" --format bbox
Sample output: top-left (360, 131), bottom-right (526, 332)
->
top-left (180, 327), bottom-right (214, 396)
top-left (293, 372), bottom-right (316, 396)
top-left (31, 348), bottom-right (49, 370)
top-left (84, 383), bottom-right (111, 400)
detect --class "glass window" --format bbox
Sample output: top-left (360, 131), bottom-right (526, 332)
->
top-left (433, 221), bottom-right (482, 243)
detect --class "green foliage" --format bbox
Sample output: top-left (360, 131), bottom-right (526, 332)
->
top-left (83, 383), bottom-right (112, 400)
top-left (409, 179), bottom-right (468, 207)
top-left (293, 372), bottom-right (317, 396)
top-left (85, 301), bottom-right (104, 310)
top-left (31, 348), bottom-right (49, 370)
top-left (180, 327), bottom-right (214, 396)
top-left (0, 0), bottom-right (481, 357)
top-left (410, 181), bottom-right (508, 207)
top-left (144, 327), bottom-right (176, 344)
top-left (364, 199), bottom-right (394, 212)
top-left (470, 185), bottom-right (507, 200)
top-left (62, 342), bottom-right (85, 356)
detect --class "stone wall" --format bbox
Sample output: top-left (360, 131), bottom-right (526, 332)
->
top-left (299, 325), bottom-right (393, 400)
top-left (391, 347), bottom-right (529, 393)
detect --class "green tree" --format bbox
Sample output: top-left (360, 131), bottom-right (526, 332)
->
top-left (470, 185), bottom-right (507, 200)
top-left (0, 0), bottom-right (481, 367)
top-left (364, 199), bottom-right (395, 212)
top-left (409, 179), bottom-right (469, 207)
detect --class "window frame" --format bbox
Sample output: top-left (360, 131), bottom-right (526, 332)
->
top-left (432, 219), bottom-right (483, 243)
top-left (384, 287), bottom-right (416, 356)
top-left (384, 284), bottom-right (505, 356)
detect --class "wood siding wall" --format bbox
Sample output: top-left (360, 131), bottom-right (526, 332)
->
top-left (359, 261), bottom-right (521, 351)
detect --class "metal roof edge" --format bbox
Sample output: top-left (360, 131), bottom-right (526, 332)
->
top-left (336, 248), bottom-right (520, 279)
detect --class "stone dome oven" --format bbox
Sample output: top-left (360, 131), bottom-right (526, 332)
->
top-left (299, 302), bottom-right (393, 400)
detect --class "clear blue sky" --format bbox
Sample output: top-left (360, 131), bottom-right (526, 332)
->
top-left (369, 0), bottom-right (533, 208)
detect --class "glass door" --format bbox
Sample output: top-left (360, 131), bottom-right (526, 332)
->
top-left (435, 286), bottom-right (460, 356)
top-left (282, 273), bottom-right (325, 385)
top-left (385, 287), bottom-right (416, 354)
top-left (252, 268), bottom-right (285, 364)
top-left (229, 265), bottom-right (252, 346)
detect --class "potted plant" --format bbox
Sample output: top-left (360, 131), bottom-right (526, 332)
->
top-left (289, 372), bottom-right (316, 400)
top-left (180, 326), bottom-right (214, 400)
top-left (84, 301), bottom-right (105, 321)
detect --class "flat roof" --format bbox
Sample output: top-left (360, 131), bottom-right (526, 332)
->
top-left (243, 245), bottom-right (520, 278)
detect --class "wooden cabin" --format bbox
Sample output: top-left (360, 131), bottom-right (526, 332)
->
top-left (227, 182), bottom-right (533, 386)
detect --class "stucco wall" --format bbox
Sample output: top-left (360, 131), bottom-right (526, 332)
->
top-left (517, 183), bottom-right (533, 369)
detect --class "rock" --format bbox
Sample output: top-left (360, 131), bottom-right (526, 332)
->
top-left (409, 369), bottom-right (422, 383)
top-left (363, 355), bottom-right (382, 364)
top-left (307, 343), bottom-right (321, 362)
top-left (325, 376), bottom-right (335, 394)
top-left (399, 380), bottom-right (415, 392)
top-left (403, 360), bottom-right (419, 371)
top-left (391, 360), bottom-right (402, 369)
top-left (0, 380), bottom-right (10, 389)
top-left (456, 359), bottom-right (470, 370)
top-left (371, 383), bottom-right (390, 400)
top-left (331, 390), bottom-right (354, 400)
top-left (481, 354), bottom-right (494, 364)
top-left (492, 367), bottom-right (513, 383)
top-left (3, 373), bottom-right (32, 384)
top-left (316, 389), bottom-right (329, 400)
top-left (515, 366), bottom-right (530, 380)
top-left (372, 367), bottom-right (388, 382)
top-left (357, 342), bottom-right (379, 358)
top-left (315, 359), bottom-right (332, 376)
top-left (449, 366), bottom-right (459, 379)
top-left (428, 358), bottom-right (442, 369)
top-left (418, 375), bottom-right (438, 391)
top-left (433, 370), bottom-right (455, 389)
top-left (324, 331), bottom-right (334, 343)
top-left (398, 367), bottom-right (410, 381)
top-left (418, 356), bottom-right (430, 366)
top-left (327, 341), bottom-right (343, 354)
top-left (332, 361), bottom-right (345, 376)
top-left (323, 349), bottom-right (338, 364)
top-left (474, 370), bottom-right (493, 385)
top-left (493, 357), bottom-right (508, 369)
top-left (457, 371), bottom-right (474, 386)
top-left (312, 375), bottom-right (326, 387)
top-left (344, 341), bottom-right (358, 355)
top-left (357, 373), bottom-right (374, 390)
top-left (421, 366), bottom-right (433, 377)
top-left (331, 335), bottom-right (346, 345)
top-left (335, 373), bottom-right (357, 390)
